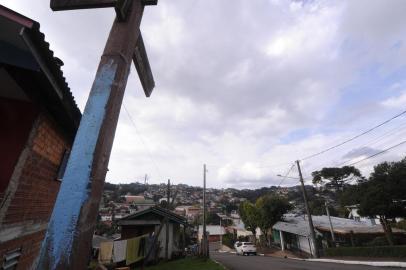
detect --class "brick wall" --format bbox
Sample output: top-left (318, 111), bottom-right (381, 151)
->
top-left (0, 230), bottom-right (45, 270)
top-left (0, 113), bottom-right (72, 269)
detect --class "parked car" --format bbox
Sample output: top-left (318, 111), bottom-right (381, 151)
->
top-left (235, 241), bottom-right (257, 256)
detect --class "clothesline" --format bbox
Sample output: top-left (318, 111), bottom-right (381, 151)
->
top-left (99, 233), bottom-right (152, 266)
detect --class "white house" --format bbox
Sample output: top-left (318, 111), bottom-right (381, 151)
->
top-left (272, 215), bottom-right (405, 257)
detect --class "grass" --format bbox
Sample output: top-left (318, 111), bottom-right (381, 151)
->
top-left (146, 257), bottom-right (224, 270)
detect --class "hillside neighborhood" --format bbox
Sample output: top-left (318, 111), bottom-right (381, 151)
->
top-left (2, 1), bottom-right (406, 270)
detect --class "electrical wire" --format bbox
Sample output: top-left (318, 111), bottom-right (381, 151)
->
top-left (336, 121), bottom-right (406, 167)
top-left (123, 103), bottom-right (163, 180)
top-left (347, 139), bottom-right (406, 166)
top-left (277, 163), bottom-right (295, 187)
top-left (300, 109), bottom-right (406, 161)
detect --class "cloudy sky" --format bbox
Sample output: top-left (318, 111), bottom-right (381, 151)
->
top-left (3, 0), bottom-right (406, 188)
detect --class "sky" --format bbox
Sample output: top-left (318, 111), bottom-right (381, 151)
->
top-left (3, 0), bottom-right (406, 189)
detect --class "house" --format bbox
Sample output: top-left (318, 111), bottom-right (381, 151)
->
top-left (133, 198), bottom-right (156, 211)
top-left (117, 206), bottom-right (188, 260)
top-left (272, 215), bottom-right (406, 257)
top-left (229, 223), bottom-right (262, 241)
top-left (346, 205), bottom-right (380, 225)
top-left (0, 5), bottom-right (80, 269)
top-left (123, 195), bottom-right (145, 204)
top-left (198, 225), bottom-right (225, 243)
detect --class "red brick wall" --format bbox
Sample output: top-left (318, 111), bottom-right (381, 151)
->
top-left (0, 230), bottom-right (45, 270)
top-left (0, 97), bottom-right (39, 199)
top-left (0, 113), bottom-right (72, 268)
top-left (208, 235), bottom-right (221, 242)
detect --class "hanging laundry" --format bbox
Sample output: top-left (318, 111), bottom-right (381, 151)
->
top-left (99, 241), bottom-right (113, 264)
top-left (126, 234), bottom-right (150, 265)
top-left (126, 236), bottom-right (141, 265)
top-left (113, 240), bottom-right (127, 263)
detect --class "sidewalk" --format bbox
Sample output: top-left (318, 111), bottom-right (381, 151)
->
top-left (248, 247), bottom-right (406, 268)
top-left (305, 258), bottom-right (406, 268)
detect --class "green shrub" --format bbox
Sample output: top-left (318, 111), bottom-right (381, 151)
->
top-left (222, 233), bottom-right (235, 249)
top-left (325, 246), bottom-right (406, 258)
top-left (365, 236), bottom-right (389, 247)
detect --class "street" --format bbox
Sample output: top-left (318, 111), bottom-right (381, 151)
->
top-left (211, 252), bottom-right (395, 270)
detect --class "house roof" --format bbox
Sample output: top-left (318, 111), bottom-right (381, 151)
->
top-left (198, 225), bottom-right (225, 236)
top-left (273, 215), bottom-right (406, 237)
top-left (118, 206), bottom-right (187, 226)
top-left (0, 5), bottom-right (81, 137)
top-left (133, 199), bottom-right (155, 205)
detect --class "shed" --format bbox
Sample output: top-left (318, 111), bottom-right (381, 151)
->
top-left (117, 206), bottom-right (188, 260)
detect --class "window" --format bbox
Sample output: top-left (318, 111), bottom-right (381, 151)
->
top-left (2, 248), bottom-right (21, 270)
top-left (56, 149), bottom-right (70, 181)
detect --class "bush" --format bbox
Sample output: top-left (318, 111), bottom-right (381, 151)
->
top-left (365, 236), bottom-right (389, 247)
top-left (325, 246), bottom-right (406, 258)
top-left (222, 233), bottom-right (235, 249)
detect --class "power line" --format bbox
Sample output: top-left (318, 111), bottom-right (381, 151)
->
top-left (300, 109), bottom-right (406, 161)
top-left (336, 121), bottom-right (406, 167)
top-left (123, 103), bottom-right (163, 180)
top-left (347, 139), bottom-right (406, 166)
top-left (277, 163), bottom-right (295, 187)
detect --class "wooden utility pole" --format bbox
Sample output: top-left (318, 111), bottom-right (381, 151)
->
top-left (202, 164), bottom-right (208, 258)
top-left (165, 179), bottom-right (170, 259)
top-left (296, 160), bottom-right (319, 258)
top-left (325, 201), bottom-right (336, 244)
top-left (37, 1), bottom-right (157, 269)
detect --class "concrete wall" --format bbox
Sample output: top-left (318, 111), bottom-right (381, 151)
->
top-left (0, 113), bottom-right (72, 269)
top-left (297, 235), bottom-right (312, 254)
top-left (158, 222), bottom-right (174, 259)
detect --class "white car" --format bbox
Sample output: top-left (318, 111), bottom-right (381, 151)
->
top-left (234, 241), bottom-right (257, 256)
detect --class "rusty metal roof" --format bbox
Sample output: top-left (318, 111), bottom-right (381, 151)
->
top-left (118, 206), bottom-right (188, 226)
top-left (0, 4), bottom-right (81, 136)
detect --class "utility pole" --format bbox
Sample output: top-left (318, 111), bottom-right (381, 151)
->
top-left (202, 164), bottom-right (208, 258)
top-left (296, 160), bottom-right (319, 258)
top-left (37, 1), bottom-right (158, 269)
top-left (325, 201), bottom-right (336, 245)
top-left (165, 179), bottom-right (170, 260)
top-left (219, 217), bottom-right (222, 248)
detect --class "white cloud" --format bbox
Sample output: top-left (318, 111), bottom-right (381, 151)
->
top-left (382, 91), bottom-right (406, 109)
top-left (4, 0), bottom-right (406, 188)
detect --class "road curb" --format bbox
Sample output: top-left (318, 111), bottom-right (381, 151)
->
top-left (212, 258), bottom-right (229, 270)
top-left (306, 258), bottom-right (406, 268)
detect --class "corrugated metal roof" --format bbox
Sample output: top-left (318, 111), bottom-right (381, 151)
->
top-left (198, 225), bottom-right (225, 236)
top-left (118, 206), bottom-right (187, 225)
top-left (273, 215), bottom-right (405, 236)
top-left (0, 5), bottom-right (81, 134)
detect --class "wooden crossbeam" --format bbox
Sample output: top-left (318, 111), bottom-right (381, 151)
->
top-left (133, 33), bottom-right (155, 97)
top-left (50, 0), bottom-right (116, 10)
top-left (50, 0), bottom-right (157, 11)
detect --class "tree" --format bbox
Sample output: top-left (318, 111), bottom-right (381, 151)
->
top-left (358, 159), bottom-right (406, 245)
top-left (312, 166), bottom-right (362, 191)
top-left (239, 201), bottom-right (260, 243)
top-left (255, 195), bottom-right (292, 246)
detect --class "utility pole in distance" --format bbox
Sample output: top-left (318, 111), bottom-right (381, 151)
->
top-left (202, 164), bottom-right (208, 258)
top-left (325, 201), bottom-right (336, 245)
top-left (165, 179), bottom-right (170, 260)
top-left (296, 160), bottom-right (319, 258)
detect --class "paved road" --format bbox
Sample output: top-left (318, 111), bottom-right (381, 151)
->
top-left (211, 252), bottom-right (396, 270)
